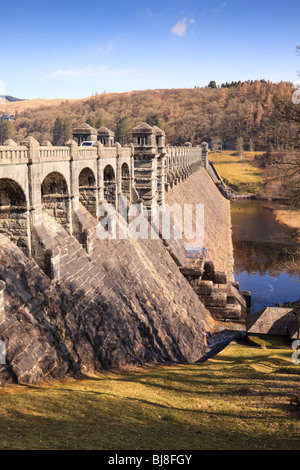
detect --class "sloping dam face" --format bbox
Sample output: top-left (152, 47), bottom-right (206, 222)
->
top-left (0, 167), bottom-right (233, 385)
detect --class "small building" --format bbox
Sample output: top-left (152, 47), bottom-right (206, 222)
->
top-left (72, 123), bottom-right (97, 145)
top-left (152, 126), bottom-right (166, 153)
top-left (132, 122), bottom-right (156, 149)
top-left (97, 126), bottom-right (114, 147)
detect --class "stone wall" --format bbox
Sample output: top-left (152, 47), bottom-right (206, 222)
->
top-left (0, 207), bottom-right (29, 255)
top-left (0, 131), bottom-right (238, 385)
top-left (0, 202), bottom-right (216, 384)
top-left (165, 167), bottom-right (234, 280)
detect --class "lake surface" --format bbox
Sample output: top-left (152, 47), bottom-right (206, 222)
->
top-left (231, 199), bottom-right (300, 313)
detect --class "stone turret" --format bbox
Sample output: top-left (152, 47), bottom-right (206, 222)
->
top-left (132, 123), bottom-right (167, 211)
top-left (201, 142), bottom-right (209, 169)
top-left (152, 126), bottom-right (166, 154)
top-left (132, 122), bottom-right (157, 153)
top-left (131, 123), bottom-right (158, 212)
top-left (72, 123), bottom-right (97, 145)
top-left (97, 126), bottom-right (115, 147)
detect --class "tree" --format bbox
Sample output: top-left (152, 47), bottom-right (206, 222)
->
top-left (145, 114), bottom-right (163, 130)
top-left (211, 136), bottom-right (222, 152)
top-left (208, 81), bottom-right (217, 88)
top-left (52, 117), bottom-right (73, 145)
top-left (236, 137), bottom-right (244, 160)
top-left (115, 116), bottom-right (132, 145)
top-left (63, 118), bottom-right (73, 142)
top-left (264, 46), bottom-right (300, 206)
top-left (0, 120), bottom-right (15, 144)
top-left (176, 134), bottom-right (186, 146)
top-left (95, 117), bottom-right (104, 128)
top-left (86, 117), bottom-right (95, 128)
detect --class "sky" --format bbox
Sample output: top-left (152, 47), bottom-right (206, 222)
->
top-left (1, 0), bottom-right (300, 100)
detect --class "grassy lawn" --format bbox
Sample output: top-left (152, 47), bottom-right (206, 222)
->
top-left (0, 337), bottom-right (299, 450)
top-left (209, 151), bottom-right (264, 195)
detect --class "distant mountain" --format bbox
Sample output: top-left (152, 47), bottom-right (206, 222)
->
top-left (0, 95), bottom-right (26, 102)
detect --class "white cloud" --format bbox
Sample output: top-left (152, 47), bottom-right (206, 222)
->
top-left (171, 18), bottom-right (195, 36)
top-left (171, 18), bottom-right (188, 36)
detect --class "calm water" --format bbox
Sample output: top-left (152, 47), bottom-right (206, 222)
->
top-left (231, 199), bottom-right (300, 313)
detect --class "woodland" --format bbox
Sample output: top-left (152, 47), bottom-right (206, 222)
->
top-left (0, 80), bottom-right (297, 150)
top-left (0, 79), bottom-right (299, 206)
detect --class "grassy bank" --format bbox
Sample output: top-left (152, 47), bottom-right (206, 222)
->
top-left (273, 208), bottom-right (300, 241)
top-left (0, 338), bottom-right (299, 450)
top-left (209, 151), bottom-right (264, 194)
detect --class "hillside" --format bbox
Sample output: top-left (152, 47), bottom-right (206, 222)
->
top-left (0, 97), bottom-right (78, 115)
top-left (3, 80), bottom-right (297, 148)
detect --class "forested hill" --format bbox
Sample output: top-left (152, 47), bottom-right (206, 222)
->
top-left (11, 80), bottom-right (297, 149)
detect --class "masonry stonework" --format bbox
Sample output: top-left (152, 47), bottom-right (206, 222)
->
top-left (0, 122), bottom-right (248, 385)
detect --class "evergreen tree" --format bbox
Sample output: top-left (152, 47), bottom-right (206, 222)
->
top-left (52, 117), bottom-right (73, 145)
top-left (177, 134), bottom-right (186, 146)
top-left (145, 114), bottom-right (163, 130)
top-left (63, 118), bottom-right (73, 142)
top-left (95, 117), bottom-right (104, 128)
top-left (0, 119), bottom-right (15, 144)
top-left (86, 117), bottom-right (95, 128)
top-left (115, 116), bottom-right (132, 145)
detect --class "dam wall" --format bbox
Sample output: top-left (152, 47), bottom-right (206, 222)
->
top-left (0, 201), bottom-right (215, 384)
top-left (0, 122), bottom-right (246, 385)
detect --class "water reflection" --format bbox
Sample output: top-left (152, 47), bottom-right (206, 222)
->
top-left (231, 200), bottom-right (300, 313)
top-left (233, 240), bottom-right (299, 276)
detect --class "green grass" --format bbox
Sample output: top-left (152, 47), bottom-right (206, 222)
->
top-left (209, 151), bottom-right (264, 194)
top-left (0, 338), bottom-right (299, 450)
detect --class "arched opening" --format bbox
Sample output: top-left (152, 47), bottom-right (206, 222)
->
top-left (103, 165), bottom-right (116, 206)
top-left (0, 178), bottom-right (29, 254)
top-left (41, 172), bottom-right (70, 232)
top-left (121, 163), bottom-right (130, 199)
top-left (79, 168), bottom-right (97, 217)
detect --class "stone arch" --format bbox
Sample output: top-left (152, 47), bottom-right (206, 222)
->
top-left (78, 167), bottom-right (97, 217)
top-left (121, 162), bottom-right (130, 199)
top-left (41, 172), bottom-right (70, 232)
top-left (103, 165), bottom-right (116, 206)
top-left (0, 178), bottom-right (30, 255)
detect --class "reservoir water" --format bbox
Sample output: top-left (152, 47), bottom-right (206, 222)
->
top-left (231, 200), bottom-right (300, 313)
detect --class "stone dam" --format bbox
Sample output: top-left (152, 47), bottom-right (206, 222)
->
top-left (0, 122), bottom-right (248, 384)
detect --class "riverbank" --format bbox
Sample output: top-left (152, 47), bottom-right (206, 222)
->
top-left (262, 202), bottom-right (300, 242)
top-left (273, 209), bottom-right (300, 242)
top-left (209, 151), bottom-right (264, 195)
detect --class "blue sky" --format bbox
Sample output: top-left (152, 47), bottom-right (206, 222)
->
top-left (1, 0), bottom-right (300, 99)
